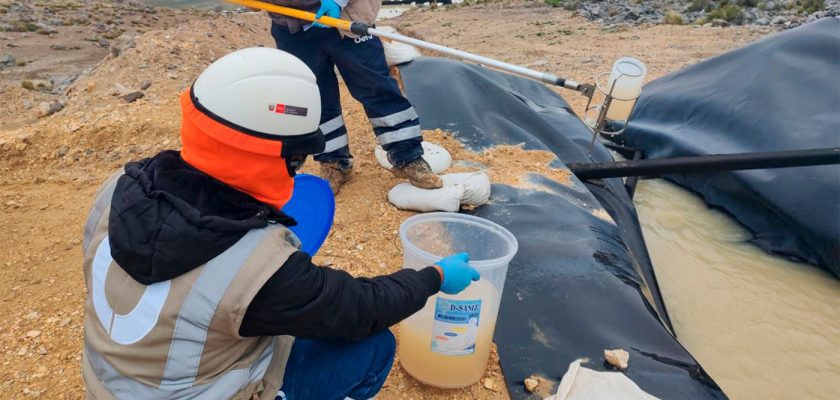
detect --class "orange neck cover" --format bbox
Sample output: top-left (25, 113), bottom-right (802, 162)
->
top-left (179, 90), bottom-right (294, 210)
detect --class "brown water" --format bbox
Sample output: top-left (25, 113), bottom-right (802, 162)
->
top-left (634, 179), bottom-right (840, 400)
top-left (399, 279), bottom-right (500, 388)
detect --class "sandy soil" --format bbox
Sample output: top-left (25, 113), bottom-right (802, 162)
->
top-left (0, 1), bottom-right (775, 398)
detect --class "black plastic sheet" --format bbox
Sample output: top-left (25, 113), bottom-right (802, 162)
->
top-left (622, 18), bottom-right (840, 278)
top-left (400, 58), bottom-right (725, 399)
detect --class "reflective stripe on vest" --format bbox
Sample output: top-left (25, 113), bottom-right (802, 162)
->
top-left (88, 227), bottom-right (276, 397)
top-left (85, 340), bottom-right (274, 399)
top-left (161, 228), bottom-right (269, 389)
top-left (83, 173), bottom-right (121, 255)
top-left (92, 237), bottom-right (171, 345)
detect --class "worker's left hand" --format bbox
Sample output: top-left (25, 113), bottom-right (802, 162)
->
top-left (313, 0), bottom-right (342, 28)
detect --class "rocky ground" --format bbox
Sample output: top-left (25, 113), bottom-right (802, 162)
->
top-left (550, 0), bottom-right (839, 28)
top-left (0, 0), bottom-right (214, 130)
top-left (0, 0), bottom-right (777, 398)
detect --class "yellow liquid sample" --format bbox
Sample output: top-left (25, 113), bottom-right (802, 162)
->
top-left (398, 280), bottom-right (499, 388)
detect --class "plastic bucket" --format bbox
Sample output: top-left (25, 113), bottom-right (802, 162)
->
top-left (281, 174), bottom-right (335, 256)
top-left (397, 212), bottom-right (518, 388)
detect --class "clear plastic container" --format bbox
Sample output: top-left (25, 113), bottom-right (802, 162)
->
top-left (397, 212), bottom-right (519, 388)
top-left (605, 56), bottom-right (647, 122)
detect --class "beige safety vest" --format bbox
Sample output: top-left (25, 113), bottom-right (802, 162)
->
top-left (81, 173), bottom-right (298, 400)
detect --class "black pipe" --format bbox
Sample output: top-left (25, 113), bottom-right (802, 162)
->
top-left (568, 147), bottom-right (840, 180)
top-left (624, 149), bottom-right (644, 198)
top-left (602, 142), bottom-right (639, 160)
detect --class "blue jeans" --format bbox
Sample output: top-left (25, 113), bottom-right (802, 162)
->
top-left (271, 24), bottom-right (424, 169)
top-left (276, 330), bottom-right (396, 400)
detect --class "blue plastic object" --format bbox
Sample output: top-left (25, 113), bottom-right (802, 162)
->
top-left (282, 174), bottom-right (335, 256)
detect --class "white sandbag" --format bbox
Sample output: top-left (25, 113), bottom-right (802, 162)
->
top-left (545, 359), bottom-right (660, 400)
top-left (378, 26), bottom-right (423, 66)
top-left (441, 172), bottom-right (491, 206)
top-left (388, 171), bottom-right (491, 212)
top-left (375, 142), bottom-right (452, 174)
top-left (388, 183), bottom-right (462, 213)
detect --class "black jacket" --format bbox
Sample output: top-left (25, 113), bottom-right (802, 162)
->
top-left (108, 151), bottom-right (441, 342)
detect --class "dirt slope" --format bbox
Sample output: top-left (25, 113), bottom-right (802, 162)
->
top-left (0, 2), bottom-right (772, 398)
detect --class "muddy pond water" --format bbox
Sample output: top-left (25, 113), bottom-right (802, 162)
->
top-left (634, 178), bottom-right (840, 400)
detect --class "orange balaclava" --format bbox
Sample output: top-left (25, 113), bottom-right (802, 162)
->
top-left (179, 89), bottom-right (297, 210)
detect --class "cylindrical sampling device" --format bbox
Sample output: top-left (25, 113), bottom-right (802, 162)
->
top-left (605, 57), bottom-right (647, 122)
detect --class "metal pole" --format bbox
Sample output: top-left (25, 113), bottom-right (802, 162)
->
top-left (366, 27), bottom-right (583, 91)
top-left (567, 147), bottom-right (840, 180)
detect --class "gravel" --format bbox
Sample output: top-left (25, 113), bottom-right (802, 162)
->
top-left (554, 0), bottom-right (840, 28)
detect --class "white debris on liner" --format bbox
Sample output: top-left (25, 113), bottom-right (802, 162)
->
top-left (388, 171), bottom-right (491, 213)
top-left (377, 26), bottom-right (423, 66)
top-left (604, 348), bottom-right (629, 370)
top-left (524, 376), bottom-right (540, 393)
top-left (375, 141), bottom-right (451, 173)
top-left (545, 359), bottom-right (660, 400)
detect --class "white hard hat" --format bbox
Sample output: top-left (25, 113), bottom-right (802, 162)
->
top-left (190, 47), bottom-right (325, 155)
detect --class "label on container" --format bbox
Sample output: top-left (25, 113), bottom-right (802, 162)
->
top-left (431, 297), bottom-right (481, 356)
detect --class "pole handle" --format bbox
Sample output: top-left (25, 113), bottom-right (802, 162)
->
top-left (225, 0), bottom-right (355, 32)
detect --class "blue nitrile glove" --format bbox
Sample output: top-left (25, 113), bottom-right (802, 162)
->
top-left (435, 252), bottom-right (480, 295)
top-left (313, 0), bottom-right (342, 28)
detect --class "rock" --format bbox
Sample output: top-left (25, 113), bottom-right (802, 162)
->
top-left (604, 348), bottom-right (630, 369)
top-left (110, 35), bottom-right (136, 58)
top-left (50, 75), bottom-right (78, 93)
top-left (22, 79), bottom-right (54, 92)
top-left (711, 19), bottom-right (730, 28)
top-left (756, 18), bottom-right (770, 26)
top-left (47, 18), bottom-right (65, 26)
top-left (110, 83), bottom-right (131, 96)
top-left (625, 11), bottom-right (640, 21)
top-left (16, 347), bottom-right (27, 356)
top-left (49, 44), bottom-right (67, 50)
top-left (22, 100), bottom-right (32, 110)
top-left (36, 23), bottom-right (57, 35)
top-left (482, 377), bottom-right (496, 391)
top-left (121, 91), bottom-right (144, 103)
top-left (167, 72), bottom-right (177, 80)
top-left (36, 101), bottom-right (63, 118)
top-left (24, 311), bottom-right (39, 320)
top-left (166, 63), bottom-right (177, 70)
top-left (524, 376), bottom-right (539, 393)
top-left (771, 16), bottom-right (787, 25)
top-left (37, 346), bottom-right (47, 355)
top-left (57, 146), bottom-right (69, 157)
top-left (0, 53), bottom-right (15, 67)
top-left (26, 330), bottom-right (41, 338)
top-left (139, 80), bottom-right (152, 90)
top-left (98, 38), bottom-right (110, 48)
top-left (525, 59), bottom-right (548, 68)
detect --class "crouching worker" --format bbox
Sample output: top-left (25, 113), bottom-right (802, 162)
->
top-left (80, 48), bottom-right (479, 400)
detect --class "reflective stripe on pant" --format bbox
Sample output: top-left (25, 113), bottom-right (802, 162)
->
top-left (271, 24), bottom-right (424, 168)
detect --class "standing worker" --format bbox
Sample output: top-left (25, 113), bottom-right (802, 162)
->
top-left (263, 0), bottom-right (442, 194)
top-left (80, 48), bottom-right (478, 399)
